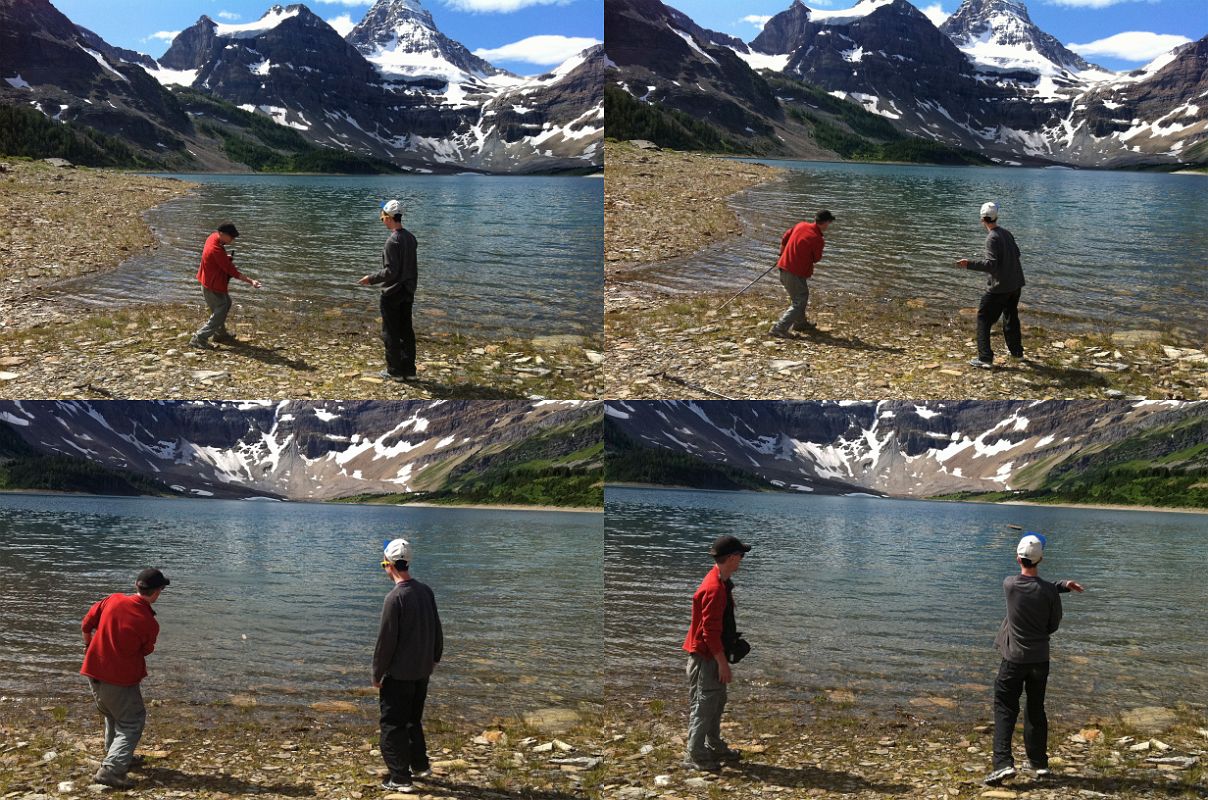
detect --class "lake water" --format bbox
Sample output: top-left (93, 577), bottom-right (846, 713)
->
top-left (629, 161), bottom-right (1208, 340)
top-left (0, 494), bottom-right (602, 719)
top-left (57, 174), bottom-right (603, 340)
top-left (605, 486), bottom-right (1208, 721)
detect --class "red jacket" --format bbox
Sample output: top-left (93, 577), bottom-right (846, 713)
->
top-left (80, 593), bottom-right (159, 686)
top-left (196, 231), bottom-right (244, 293)
top-left (777, 221), bottom-right (826, 279)
top-left (682, 566), bottom-right (731, 658)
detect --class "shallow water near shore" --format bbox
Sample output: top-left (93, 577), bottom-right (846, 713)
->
top-left (0, 494), bottom-right (602, 717)
top-left (629, 160), bottom-right (1208, 341)
top-left (605, 486), bottom-right (1208, 721)
top-left (55, 173), bottom-right (603, 340)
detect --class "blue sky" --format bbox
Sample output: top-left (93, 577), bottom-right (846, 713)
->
top-left (52, 0), bottom-right (602, 75)
top-left (667, 0), bottom-right (1207, 72)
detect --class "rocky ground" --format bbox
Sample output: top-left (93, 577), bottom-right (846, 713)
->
top-left (603, 143), bottom-right (1207, 401)
top-left (0, 695), bottom-right (605, 800)
top-left (0, 159), bottom-right (602, 399)
top-left (600, 694), bottom-right (1207, 799)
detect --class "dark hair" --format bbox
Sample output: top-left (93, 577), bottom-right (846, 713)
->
top-left (136, 585), bottom-right (159, 596)
top-left (982, 216), bottom-right (996, 224)
top-left (815, 209), bottom-right (835, 224)
top-left (393, 560), bottom-right (409, 572)
top-left (1019, 557), bottom-right (1035, 568)
top-left (217, 222), bottom-right (239, 238)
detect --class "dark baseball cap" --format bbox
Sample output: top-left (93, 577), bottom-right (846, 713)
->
top-left (136, 568), bottom-right (170, 590)
top-left (216, 222), bottom-right (239, 238)
top-left (709, 535), bottom-right (752, 558)
top-left (815, 209), bottom-right (836, 224)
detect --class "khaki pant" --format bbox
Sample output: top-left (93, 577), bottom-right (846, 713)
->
top-left (87, 678), bottom-right (146, 774)
top-left (685, 654), bottom-right (728, 763)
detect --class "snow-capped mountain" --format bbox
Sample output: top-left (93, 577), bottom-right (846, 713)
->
top-left (0, 401), bottom-right (600, 500)
top-left (605, 400), bottom-right (1204, 496)
top-left (606, 0), bottom-right (1206, 167)
top-left (348, 0), bottom-right (508, 84)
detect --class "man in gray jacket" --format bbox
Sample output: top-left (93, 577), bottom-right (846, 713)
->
top-left (986, 533), bottom-right (1084, 786)
top-left (957, 201), bottom-right (1026, 369)
top-left (360, 200), bottom-right (419, 382)
top-left (373, 537), bottom-right (443, 793)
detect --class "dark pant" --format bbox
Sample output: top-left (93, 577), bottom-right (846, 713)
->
top-left (976, 289), bottom-right (1023, 363)
top-left (993, 659), bottom-right (1050, 770)
top-left (379, 676), bottom-right (430, 782)
top-left (380, 293), bottom-right (416, 377)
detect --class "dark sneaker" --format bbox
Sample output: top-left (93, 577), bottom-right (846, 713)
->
top-left (189, 336), bottom-right (212, 350)
top-left (381, 777), bottom-right (415, 792)
top-left (213, 332), bottom-right (238, 344)
top-left (710, 746), bottom-right (742, 762)
top-left (969, 358), bottom-right (993, 370)
top-left (768, 326), bottom-right (792, 339)
top-left (1028, 762), bottom-right (1050, 777)
top-left (680, 758), bottom-right (722, 773)
top-left (791, 321), bottom-right (818, 333)
top-left (93, 767), bottom-right (134, 789)
top-left (401, 373), bottom-right (420, 383)
top-left (127, 754), bottom-right (146, 770)
top-left (984, 765), bottom-right (1016, 785)
top-left (412, 768), bottom-right (432, 778)
top-left (377, 370), bottom-right (407, 383)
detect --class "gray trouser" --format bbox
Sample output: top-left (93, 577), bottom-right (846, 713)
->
top-left (196, 288), bottom-right (232, 340)
top-left (685, 654), bottom-right (728, 762)
top-left (774, 271), bottom-right (810, 331)
top-left (87, 678), bottom-right (146, 774)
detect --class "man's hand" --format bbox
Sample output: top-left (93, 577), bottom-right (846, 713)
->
top-left (717, 659), bottom-right (732, 684)
top-left (358, 275), bottom-right (372, 286)
top-left (372, 679), bottom-right (381, 689)
top-left (956, 259), bottom-right (970, 269)
top-left (249, 278), bottom-right (262, 289)
top-left (1066, 581), bottom-right (1085, 593)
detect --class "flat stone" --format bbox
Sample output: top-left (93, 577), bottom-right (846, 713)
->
top-left (522, 707), bottom-right (579, 734)
top-left (980, 791), bottom-right (1018, 799)
top-left (0, 356), bottom-right (26, 367)
top-left (0, 371), bottom-right (18, 381)
top-left (309, 700), bottom-right (359, 714)
top-left (1111, 330), bottom-right (1163, 346)
top-left (431, 758), bottom-right (469, 771)
top-left (1121, 706), bottom-right (1178, 733)
top-left (585, 350), bottom-right (604, 364)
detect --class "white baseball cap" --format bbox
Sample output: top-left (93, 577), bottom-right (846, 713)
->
top-left (980, 201), bottom-right (999, 221)
top-left (383, 537), bottom-right (412, 564)
top-left (381, 199), bottom-right (403, 218)
top-left (1016, 533), bottom-right (1046, 562)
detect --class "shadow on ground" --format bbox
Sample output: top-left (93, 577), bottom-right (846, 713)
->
top-left (731, 761), bottom-right (913, 794)
top-left (136, 765), bottom-right (315, 796)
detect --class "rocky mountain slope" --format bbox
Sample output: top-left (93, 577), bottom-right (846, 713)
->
top-left (604, 400), bottom-right (1206, 498)
top-left (0, 400), bottom-right (601, 501)
top-left (605, 0), bottom-right (1207, 167)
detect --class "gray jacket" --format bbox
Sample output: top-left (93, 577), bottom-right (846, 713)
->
top-left (968, 226), bottom-right (1025, 294)
top-left (994, 573), bottom-right (1072, 663)
top-left (367, 227), bottom-right (418, 300)
top-left (373, 578), bottom-right (443, 683)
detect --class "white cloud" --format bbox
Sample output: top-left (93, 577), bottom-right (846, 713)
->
top-left (473, 34), bottom-right (601, 65)
top-left (216, 10), bottom-right (241, 20)
top-left (919, 3), bottom-right (949, 25)
top-left (327, 13), bottom-right (358, 35)
top-left (1067, 31), bottom-right (1192, 61)
top-left (742, 14), bottom-right (773, 28)
top-left (146, 30), bottom-right (180, 43)
top-left (443, 0), bottom-right (571, 11)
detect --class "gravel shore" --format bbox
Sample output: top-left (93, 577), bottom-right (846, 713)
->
top-left (602, 143), bottom-right (1207, 400)
top-left (0, 159), bottom-right (602, 399)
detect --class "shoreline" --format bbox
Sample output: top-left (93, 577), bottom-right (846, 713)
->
top-left (997, 499), bottom-right (1208, 515)
top-left (400, 501), bottom-right (602, 513)
top-left (0, 490), bottom-right (602, 512)
top-left (603, 143), bottom-right (1207, 400)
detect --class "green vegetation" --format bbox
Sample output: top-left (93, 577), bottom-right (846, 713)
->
top-left (0, 453), bottom-right (173, 497)
top-left (335, 414), bottom-right (603, 508)
top-left (604, 84), bottom-right (748, 153)
top-left (934, 417), bottom-right (1208, 509)
top-left (604, 418), bottom-right (771, 492)
top-left (179, 88), bottom-right (402, 174)
top-left (788, 106), bottom-right (991, 165)
top-left (0, 103), bottom-right (163, 168)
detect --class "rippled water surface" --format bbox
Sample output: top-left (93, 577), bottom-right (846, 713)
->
top-left (58, 174), bottom-right (603, 339)
top-left (631, 161), bottom-right (1207, 339)
top-left (605, 487), bottom-right (1208, 720)
top-left (0, 494), bottom-right (602, 716)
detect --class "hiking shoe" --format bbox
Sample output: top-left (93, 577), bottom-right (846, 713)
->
top-left (189, 336), bottom-right (212, 349)
top-left (412, 768), bottom-right (432, 778)
top-left (381, 777), bottom-right (416, 792)
top-left (127, 754), bottom-right (146, 770)
top-left (680, 758), bottom-right (722, 773)
top-left (709, 746), bottom-right (742, 762)
top-left (93, 767), bottom-right (134, 789)
top-left (1028, 762), bottom-right (1050, 777)
top-left (968, 358), bottom-right (993, 370)
top-left (401, 373), bottom-right (420, 382)
top-left (768, 326), bottom-right (792, 339)
top-left (791, 320), bottom-right (818, 333)
top-left (213, 332), bottom-right (238, 344)
top-left (377, 370), bottom-right (407, 383)
top-left (984, 765), bottom-right (1016, 785)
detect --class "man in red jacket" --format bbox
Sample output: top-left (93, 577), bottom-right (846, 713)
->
top-left (190, 222), bottom-right (261, 349)
top-left (682, 535), bottom-right (751, 772)
top-left (80, 568), bottom-right (170, 789)
top-left (769, 210), bottom-right (835, 338)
